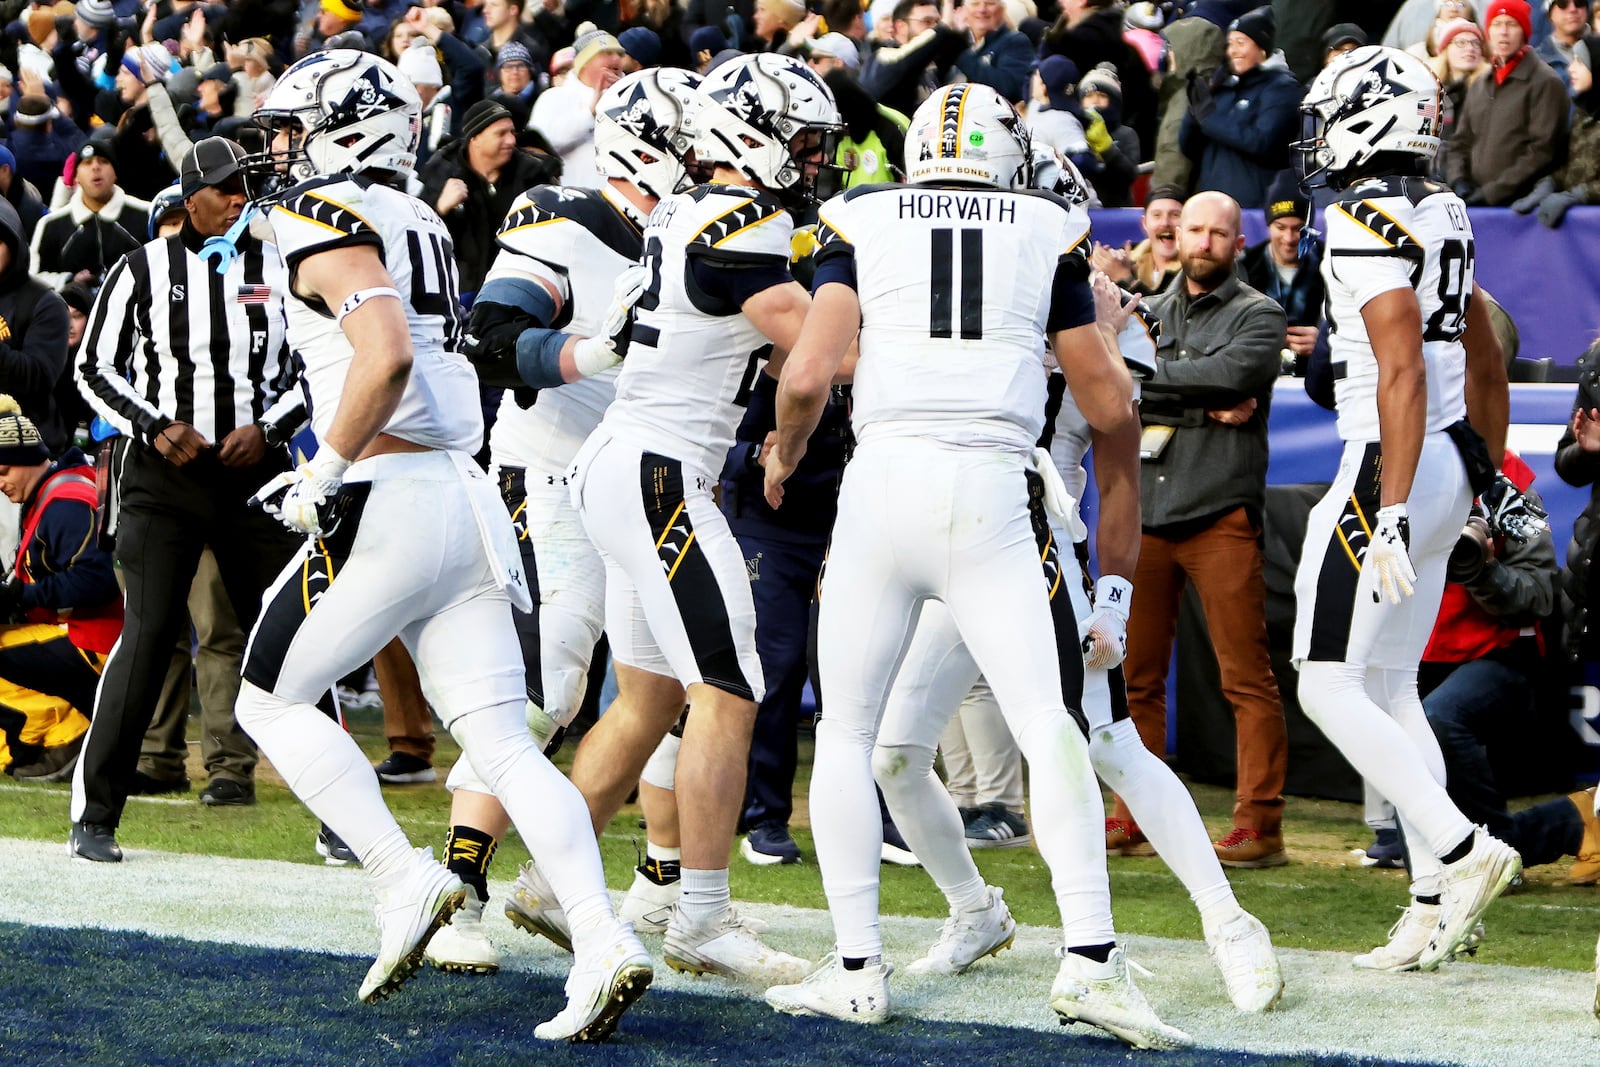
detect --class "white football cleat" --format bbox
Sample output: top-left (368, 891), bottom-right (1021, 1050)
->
top-left (1049, 945), bottom-right (1192, 1051)
top-left (505, 860), bottom-right (574, 954)
top-left (426, 887), bottom-right (500, 975)
top-left (1353, 902), bottom-right (1437, 972)
top-left (1205, 911), bottom-right (1283, 1012)
top-left (1419, 830), bottom-right (1521, 972)
top-left (359, 849), bottom-right (465, 1003)
top-left (906, 885), bottom-right (1016, 976)
top-left (533, 923), bottom-right (653, 1042)
top-left (664, 907), bottom-right (810, 985)
top-left (618, 868), bottom-right (679, 935)
top-left (766, 953), bottom-right (892, 1024)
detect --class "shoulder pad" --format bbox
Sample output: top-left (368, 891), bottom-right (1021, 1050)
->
top-left (1328, 196), bottom-right (1423, 260)
top-left (689, 189), bottom-right (791, 261)
top-left (270, 177), bottom-right (382, 266)
top-left (841, 181), bottom-right (898, 202)
top-left (497, 185), bottom-right (641, 260)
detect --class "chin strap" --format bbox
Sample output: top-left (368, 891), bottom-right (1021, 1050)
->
top-left (197, 203), bottom-right (260, 275)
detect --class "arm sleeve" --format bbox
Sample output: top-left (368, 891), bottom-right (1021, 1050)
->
top-left (1045, 253), bottom-right (1095, 333)
top-left (435, 33), bottom-right (486, 135)
top-left (75, 256), bottom-right (170, 443)
top-left (144, 85), bottom-right (197, 172)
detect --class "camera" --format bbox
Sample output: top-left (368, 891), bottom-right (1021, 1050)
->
top-left (1446, 509), bottom-right (1492, 583)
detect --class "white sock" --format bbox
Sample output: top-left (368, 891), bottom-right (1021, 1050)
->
top-left (646, 842), bottom-right (681, 863)
top-left (1298, 661), bottom-right (1473, 860)
top-left (235, 682), bottom-right (416, 887)
top-left (1089, 718), bottom-right (1237, 922)
top-left (677, 867), bottom-right (730, 925)
top-left (873, 741), bottom-right (986, 912)
top-left (449, 701), bottom-right (616, 950)
top-left (811, 716), bottom-right (885, 959)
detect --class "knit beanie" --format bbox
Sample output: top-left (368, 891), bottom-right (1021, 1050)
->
top-left (75, 0), bottom-right (116, 29)
top-left (1484, 0), bottom-right (1532, 41)
top-left (397, 40), bottom-right (443, 87)
top-left (1437, 17), bottom-right (1485, 51)
top-left (1228, 5), bottom-right (1276, 55)
top-left (1078, 61), bottom-right (1122, 106)
top-left (460, 99), bottom-right (512, 142)
top-left (0, 396), bottom-right (50, 466)
top-left (1264, 169), bottom-right (1309, 224)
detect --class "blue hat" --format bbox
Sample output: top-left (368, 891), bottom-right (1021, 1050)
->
top-left (618, 27), bottom-right (661, 67)
top-left (0, 145), bottom-right (15, 172)
top-left (690, 25), bottom-right (727, 55)
top-left (1038, 55), bottom-right (1080, 111)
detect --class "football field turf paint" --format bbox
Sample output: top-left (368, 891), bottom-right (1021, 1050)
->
top-left (1, 837), bottom-right (1594, 1065)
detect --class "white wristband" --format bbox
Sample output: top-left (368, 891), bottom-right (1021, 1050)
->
top-left (1094, 575), bottom-right (1133, 619)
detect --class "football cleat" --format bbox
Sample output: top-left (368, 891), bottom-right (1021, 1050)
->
top-left (664, 907), bottom-right (810, 985)
top-left (1205, 912), bottom-right (1283, 1012)
top-left (505, 859), bottom-right (574, 954)
top-left (906, 885), bottom-right (1016, 976)
top-left (358, 849), bottom-right (464, 1003)
top-left (618, 866), bottom-right (679, 935)
top-left (1353, 902), bottom-right (1438, 972)
top-left (766, 953), bottom-right (892, 1024)
top-left (426, 887), bottom-right (500, 975)
top-left (1419, 830), bottom-right (1520, 972)
top-left (533, 923), bottom-right (653, 1042)
top-left (1049, 945), bottom-right (1192, 1050)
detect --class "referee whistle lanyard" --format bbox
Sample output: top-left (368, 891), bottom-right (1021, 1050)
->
top-left (197, 203), bottom-right (259, 275)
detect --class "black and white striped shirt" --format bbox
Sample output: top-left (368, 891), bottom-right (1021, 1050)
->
top-left (76, 227), bottom-right (305, 447)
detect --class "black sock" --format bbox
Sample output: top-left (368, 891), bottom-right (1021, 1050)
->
top-left (443, 824), bottom-right (498, 903)
top-left (640, 856), bottom-right (681, 886)
top-left (1440, 832), bottom-right (1475, 866)
top-left (841, 955), bottom-right (882, 971)
top-left (1068, 942), bottom-right (1115, 964)
top-left (1415, 894), bottom-right (1442, 907)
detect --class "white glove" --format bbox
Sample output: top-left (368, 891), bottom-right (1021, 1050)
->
top-left (252, 448), bottom-right (352, 536)
top-left (1081, 575), bottom-right (1132, 670)
top-left (1369, 503), bottom-right (1417, 605)
top-left (1029, 448), bottom-right (1089, 542)
top-left (573, 261), bottom-right (651, 377)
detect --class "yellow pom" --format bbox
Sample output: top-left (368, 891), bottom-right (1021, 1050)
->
top-left (0, 395), bottom-right (20, 416)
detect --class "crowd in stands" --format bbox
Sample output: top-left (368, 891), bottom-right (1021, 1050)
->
top-left (0, 0), bottom-right (1596, 885)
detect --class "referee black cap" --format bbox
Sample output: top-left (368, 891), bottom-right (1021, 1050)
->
top-left (181, 137), bottom-right (248, 197)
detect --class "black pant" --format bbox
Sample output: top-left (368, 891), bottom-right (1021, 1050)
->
top-left (76, 442), bottom-right (299, 829)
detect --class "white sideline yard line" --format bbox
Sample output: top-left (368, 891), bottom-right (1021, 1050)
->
top-left (1, 837), bottom-right (1595, 1067)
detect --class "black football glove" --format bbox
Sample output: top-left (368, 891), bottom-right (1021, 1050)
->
top-left (463, 301), bottom-right (537, 389)
top-left (1479, 471), bottom-right (1549, 544)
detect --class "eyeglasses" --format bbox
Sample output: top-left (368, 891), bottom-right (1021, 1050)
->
top-left (1448, 35), bottom-right (1483, 47)
top-left (1552, 0), bottom-right (1588, 9)
top-left (1438, 1), bottom-right (1469, 10)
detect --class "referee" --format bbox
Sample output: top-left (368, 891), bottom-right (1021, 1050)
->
top-left (69, 138), bottom-right (306, 863)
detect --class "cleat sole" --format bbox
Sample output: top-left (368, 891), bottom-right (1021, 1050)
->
top-left (572, 964), bottom-right (654, 1043)
top-left (505, 907), bottom-right (574, 955)
top-left (361, 888), bottom-right (464, 1004)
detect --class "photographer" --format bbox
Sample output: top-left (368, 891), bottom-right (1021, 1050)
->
top-left (1412, 452), bottom-right (1599, 882)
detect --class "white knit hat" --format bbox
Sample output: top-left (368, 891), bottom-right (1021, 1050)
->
top-left (397, 40), bottom-right (443, 88)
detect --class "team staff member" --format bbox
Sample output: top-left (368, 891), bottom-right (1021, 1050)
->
top-left (68, 138), bottom-right (307, 863)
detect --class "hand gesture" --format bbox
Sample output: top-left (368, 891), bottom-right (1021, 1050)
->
top-left (1091, 270), bottom-right (1136, 334)
top-left (154, 421), bottom-right (211, 467)
top-left (790, 12), bottom-right (822, 44)
top-left (1205, 397), bottom-right (1256, 426)
top-left (436, 177), bottom-right (469, 214)
top-left (1090, 240), bottom-right (1133, 283)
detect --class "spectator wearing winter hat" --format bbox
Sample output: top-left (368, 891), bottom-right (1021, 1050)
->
top-left (478, 0), bottom-right (550, 80)
top-left (1427, 19), bottom-right (1492, 182)
top-left (1079, 61), bottom-right (1139, 206)
top-left (29, 140), bottom-right (150, 292)
top-left (1449, 0), bottom-right (1570, 205)
top-left (617, 26), bottom-right (662, 72)
top-left (1040, 0), bottom-right (1157, 156)
top-left (689, 25), bottom-right (728, 72)
top-left (1320, 22), bottom-right (1367, 67)
top-left (400, 40), bottom-right (452, 164)
top-left (9, 95), bottom-right (85, 196)
top-left (528, 25), bottom-right (624, 189)
top-left (1179, 5), bottom-right (1303, 209)
top-left (0, 145), bottom-right (47, 243)
top-left (1406, 0), bottom-right (1483, 61)
top-left (489, 40), bottom-right (538, 126)
top-left (1240, 168), bottom-right (1323, 366)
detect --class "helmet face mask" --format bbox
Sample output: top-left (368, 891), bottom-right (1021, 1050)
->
top-left (906, 84), bottom-right (1034, 191)
top-left (695, 54), bottom-right (845, 207)
top-left (1293, 45), bottom-right (1441, 191)
top-left (241, 50), bottom-right (422, 200)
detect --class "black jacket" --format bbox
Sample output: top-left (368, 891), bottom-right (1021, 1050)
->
top-left (1041, 9), bottom-right (1157, 158)
top-left (418, 141), bottom-right (560, 297)
top-left (0, 198), bottom-right (71, 454)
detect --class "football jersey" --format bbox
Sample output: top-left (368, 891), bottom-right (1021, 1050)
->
top-left (1047, 301), bottom-right (1158, 503)
top-left (267, 175), bottom-right (483, 453)
top-left (1322, 175), bottom-right (1472, 443)
top-left (485, 184), bottom-right (642, 476)
top-left (814, 183), bottom-right (1093, 455)
top-left (601, 184), bottom-right (794, 476)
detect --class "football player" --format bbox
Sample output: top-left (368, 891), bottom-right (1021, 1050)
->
top-left (231, 50), bottom-right (651, 1041)
top-left (760, 84), bottom-right (1187, 1049)
top-left (561, 52), bottom-right (845, 986)
top-left (867, 155), bottom-right (1282, 1012)
top-left (423, 67), bottom-right (707, 975)
top-left (1291, 45), bottom-right (1521, 973)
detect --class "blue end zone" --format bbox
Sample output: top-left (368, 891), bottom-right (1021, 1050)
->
top-left (0, 923), bottom-right (1429, 1066)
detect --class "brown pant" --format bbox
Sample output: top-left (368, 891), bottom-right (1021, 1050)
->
top-left (139, 548), bottom-right (254, 784)
top-left (376, 637), bottom-right (434, 762)
top-left (1116, 507), bottom-right (1286, 835)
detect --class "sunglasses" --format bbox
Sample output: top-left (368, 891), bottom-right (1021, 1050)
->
top-left (1552, 0), bottom-right (1588, 8)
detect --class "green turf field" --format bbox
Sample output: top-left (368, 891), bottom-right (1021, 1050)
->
top-left (4, 705), bottom-right (1596, 971)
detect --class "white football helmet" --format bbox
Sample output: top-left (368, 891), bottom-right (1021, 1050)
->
top-left (1295, 45), bottom-right (1441, 189)
top-left (1031, 145), bottom-right (1094, 206)
top-left (595, 68), bottom-right (706, 201)
top-left (906, 84), bottom-right (1033, 190)
top-left (696, 53), bottom-right (845, 205)
top-left (247, 50), bottom-right (422, 192)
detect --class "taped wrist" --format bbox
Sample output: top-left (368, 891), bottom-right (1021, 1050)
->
top-left (1093, 575), bottom-right (1133, 619)
top-left (515, 327), bottom-right (574, 389)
